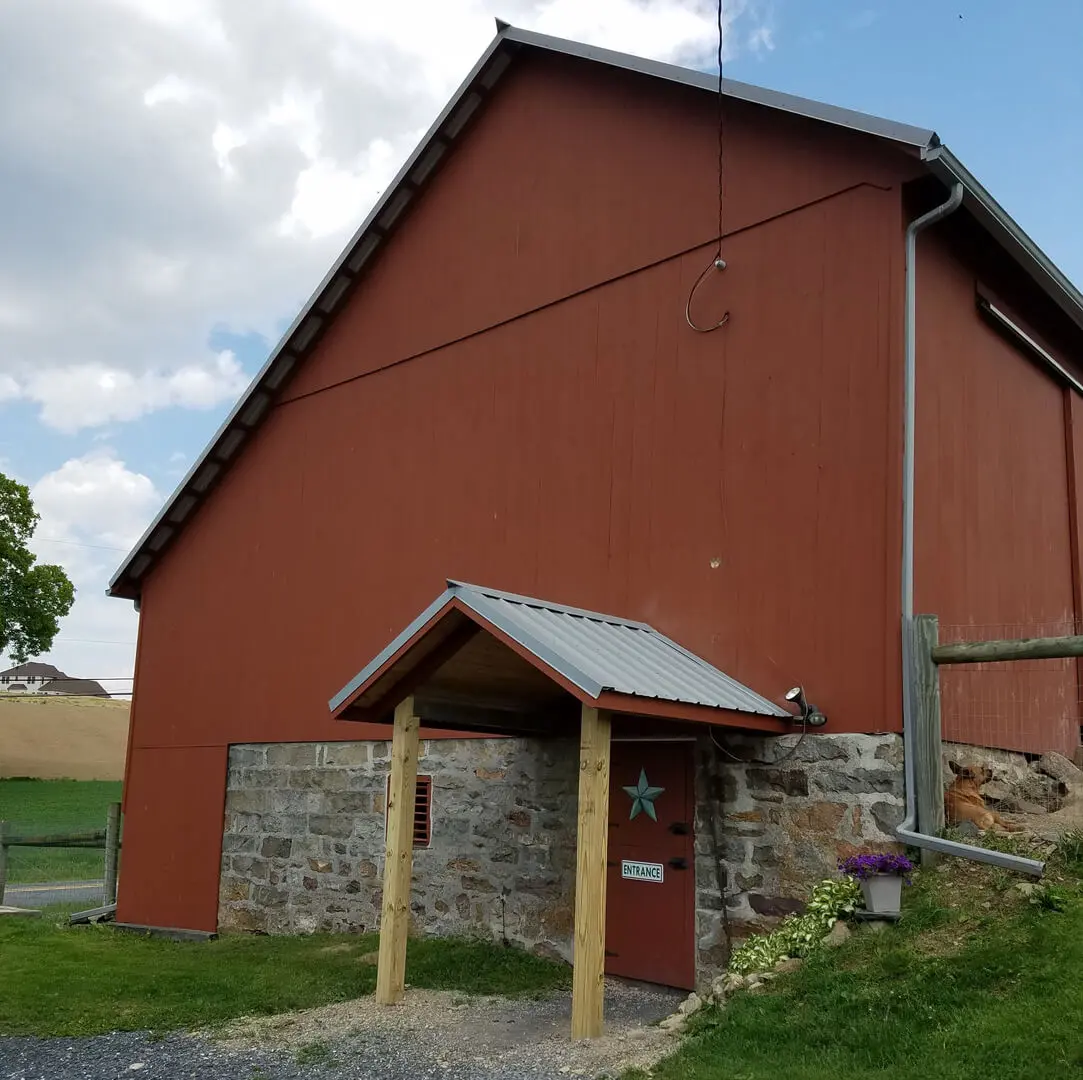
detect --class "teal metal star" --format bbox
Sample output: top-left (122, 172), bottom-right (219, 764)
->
top-left (622, 768), bottom-right (666, 822)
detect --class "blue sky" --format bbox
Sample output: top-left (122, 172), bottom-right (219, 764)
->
top-left (0, 0), bottom-right (1079, 690)
top-left (732, 1), bottom-right (1083, 292)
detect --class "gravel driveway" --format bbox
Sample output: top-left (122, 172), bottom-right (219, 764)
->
top-left (1, 980), bottom-right (683, 1080)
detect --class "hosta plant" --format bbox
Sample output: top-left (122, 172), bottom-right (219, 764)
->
top-left (728, 875), bottom-right (861, 975)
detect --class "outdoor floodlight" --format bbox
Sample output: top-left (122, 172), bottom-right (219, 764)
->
top-left (784, 685), bottom-right (827, 727)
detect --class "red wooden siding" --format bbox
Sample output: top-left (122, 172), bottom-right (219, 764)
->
top-left (282, 53), bottom-right (915, 404)
top-left (123, 48), bottom-right (1083, 933)
top-left (116, 745), bottom-right (229, 930)
top-left (132, 184), bottom-right (903, 761)
top-left (914, 233), bottom-right (1079, 754)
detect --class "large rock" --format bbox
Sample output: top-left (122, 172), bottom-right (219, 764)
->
top-left (1038, 752), bottom-right (1083, 788)
top-left (774, 957), bottom-right (804, 974)
top-left (822, 920), bottom-right (851, 947)
top-left (659, 1014), bottom-right (687, 1035)
top-left (711, 973), bottom-right (747, 1000)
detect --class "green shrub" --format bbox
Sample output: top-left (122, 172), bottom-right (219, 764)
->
top-left (728, 876), bottom-right (861, 975)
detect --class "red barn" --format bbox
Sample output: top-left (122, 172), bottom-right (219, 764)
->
top-left (108, 26), bottom-right (1083, 990)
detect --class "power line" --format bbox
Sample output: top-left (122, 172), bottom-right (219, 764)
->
top-left (53, 637), bottom-right (137, 646)
top-left (0, 676), bottom-right (133, 682)
top-left (34, 538), bottom-right (130, 553)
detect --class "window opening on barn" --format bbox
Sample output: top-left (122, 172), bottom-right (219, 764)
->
top-left (386, 774), bottom-right (432, 848)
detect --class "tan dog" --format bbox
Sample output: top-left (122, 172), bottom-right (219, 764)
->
top-left (944, 761), bottom-right (1025, 833)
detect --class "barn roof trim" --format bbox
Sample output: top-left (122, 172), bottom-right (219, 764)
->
top-left (329, 580), bottom-right (790, 722)
top-left (108, 23), bottom-right (1083, 602)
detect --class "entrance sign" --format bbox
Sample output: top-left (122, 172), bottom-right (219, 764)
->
top-left (621, 859), bottom-right (664, 883)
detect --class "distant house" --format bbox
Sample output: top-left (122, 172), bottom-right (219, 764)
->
top-left (0, 663), bottom-right (109, 698)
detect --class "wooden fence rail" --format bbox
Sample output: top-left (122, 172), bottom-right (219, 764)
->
top-left (932, 634), bottom-right (1083, 665)
top-left (0, 803), bottom-right (122, 906)
top-left (913, 623), bottom-right (1083, 869)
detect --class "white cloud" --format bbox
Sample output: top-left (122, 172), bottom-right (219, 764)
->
top-left (748, 24), bottom-right (775, 53)
top-left (143, 73), bottom-right (199, 107)
top-left (0, 0), bottom-right (773, 433)
top-left (2, 452), bottom-right (163, 688)
top-left (0, 0), bottom-right (774, 678)
top-left (6, 351), bottom-right (247, 433)
top-left (279, 138), bottom-right (402, 240)
top-left (32, 450), bottom-right (162, 550)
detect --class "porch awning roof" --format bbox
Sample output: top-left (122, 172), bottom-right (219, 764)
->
top-left (329, 581), bottom-right (790, 733)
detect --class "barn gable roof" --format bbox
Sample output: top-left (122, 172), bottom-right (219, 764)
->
top-left (330, 580), bottom-right (789, 728)
top-left (108, 22), bottom-right (1083, 603)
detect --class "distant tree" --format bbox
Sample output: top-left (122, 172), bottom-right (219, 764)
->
top-left (0, 472), bottom-right (75, 664)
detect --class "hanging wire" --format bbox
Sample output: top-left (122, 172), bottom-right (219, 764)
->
top-left (714, 0), bottom-right (725, 266)
top-left (685, 0), bottom-right (730, 332)
top-left (708, 719), bottom-right (809, 765)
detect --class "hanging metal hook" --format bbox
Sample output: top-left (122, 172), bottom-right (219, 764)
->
top-left (685, 256), bottom-right (730, 333)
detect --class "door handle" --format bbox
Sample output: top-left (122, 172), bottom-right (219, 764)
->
top-left (668, 822), bottom-right (690, 836)
top-left (668, 857), bottom-right (688, 870)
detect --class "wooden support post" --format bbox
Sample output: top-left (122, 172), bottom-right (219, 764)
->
top-left (913, 615), bottom-right (944, 867)
top-left (571, 704), bottom-right (611, 1040)
top-left (0, 820), bottom-right (7, 904)
top-left (104, 802), bottom-right (121, 905)
top-left (376, 696), bottom-right (420, 1006)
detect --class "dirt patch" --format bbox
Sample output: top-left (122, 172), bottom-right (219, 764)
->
top-left (0, 698), bottom-right (129, 780)
top-left (212, 981), bottom-right (682, 1078)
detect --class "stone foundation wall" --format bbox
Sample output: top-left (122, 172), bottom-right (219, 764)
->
top-left (219, 730), bottom-right (907, 987)
top-left (219, 738), bottom-right (579, 961)
top-left (695, 732), bottom-right (905, 951)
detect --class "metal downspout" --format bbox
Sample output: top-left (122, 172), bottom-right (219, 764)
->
top-left (896, 181), bottom-right (1043, 875)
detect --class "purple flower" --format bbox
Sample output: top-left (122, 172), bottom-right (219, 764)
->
top-left (838, 852), bottom-right (914, 884)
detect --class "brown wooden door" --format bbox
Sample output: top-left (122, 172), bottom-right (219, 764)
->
top-left (604, 740), bottom-right (696, 989)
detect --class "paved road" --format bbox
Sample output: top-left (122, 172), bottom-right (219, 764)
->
top-left (2, 879), bottom-right (104, 909)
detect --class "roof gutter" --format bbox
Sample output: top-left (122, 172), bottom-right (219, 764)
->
top-left (897, 180), bottom-right (1043, 875)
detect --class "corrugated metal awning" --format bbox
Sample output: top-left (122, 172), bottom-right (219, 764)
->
top-left (330, 581), bottom-right (790, 730)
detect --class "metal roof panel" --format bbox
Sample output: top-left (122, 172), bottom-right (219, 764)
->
top-left (331, 580), bottom-right (788, 718)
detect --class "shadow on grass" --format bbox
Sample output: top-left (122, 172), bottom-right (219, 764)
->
top-left (0, 915), bottom-right (569, 1038)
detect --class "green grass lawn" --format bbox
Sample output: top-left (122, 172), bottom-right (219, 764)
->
top-left (0, 779), bottom-right (122, 882)
top-left (632, 838), bottom-right (1083, 1080)
top-left (0, 917), bottom-right (570, 1037)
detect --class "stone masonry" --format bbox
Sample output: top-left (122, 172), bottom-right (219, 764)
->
top-left (694, 731), bottom-right (905, 964)
top-left (220, 731), bottom-right (907, 989)
top-left (219, 738), bottom-right (579, 961)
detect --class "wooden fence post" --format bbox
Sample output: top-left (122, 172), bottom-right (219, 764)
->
top-left (104, 803), bottom-right (121, 905)
top-left (913, 614), bottom-right (944, 865)
top-left (0, 820), bottom-right (7, 904)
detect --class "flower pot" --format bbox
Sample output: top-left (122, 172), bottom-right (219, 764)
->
top-left (860, 872), bottom-right (903, 915)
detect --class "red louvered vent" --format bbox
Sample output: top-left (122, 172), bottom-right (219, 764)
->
top-left (413, 775), bottom-right (433, 847)
top-left (385, 774), bottom-right (432, 848)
